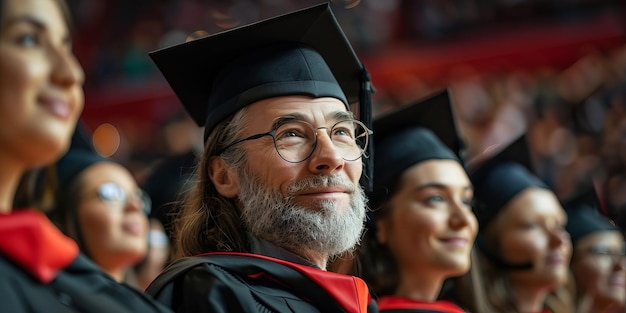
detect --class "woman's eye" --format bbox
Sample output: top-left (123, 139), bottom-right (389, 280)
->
top-left (521, 222), bottom-right (539, 230)
top-left (17, 33), bottom-right (40, 47)
top-left (425, 195), bottom-right (444, 204)
top-left (462, 197), bottom-right (473, 206)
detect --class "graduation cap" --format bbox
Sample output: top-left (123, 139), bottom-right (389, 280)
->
top-left (149, 3), bottom-right (374, 190)
top-left (468, 134), bottom-right (551, 270)
top-left (369, 89), bottom-right (463, 210)
top-left (564, 185), bottom-right (619, 246)
top-left (55, 124), bottom-right (109, 193)
top-left (70, 121), bottom-right (96, 152)
top-left (469, 134), bottom-right (548, 230)
top-left (142, 150), bottom-right (197, 237)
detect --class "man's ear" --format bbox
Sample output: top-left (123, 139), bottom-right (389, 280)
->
top-left (208, 156), bottom-right (239, 198)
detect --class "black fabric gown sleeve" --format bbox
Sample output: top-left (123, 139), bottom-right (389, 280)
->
top-left (0, 253), bottom-right (172, 313)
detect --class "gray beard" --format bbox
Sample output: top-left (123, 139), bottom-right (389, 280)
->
top-left (238, 169), bottom-right (367, 260)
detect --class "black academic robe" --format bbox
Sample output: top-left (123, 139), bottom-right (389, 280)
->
top-left (0, 209), bottom-right (171, 313)
top-left (376, 296), bottom-right (467, 313)
top-left (146, 252), bottom-right (378, 313)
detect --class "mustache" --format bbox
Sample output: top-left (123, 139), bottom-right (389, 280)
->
top-left (286, 175), bottom-right (357, 196)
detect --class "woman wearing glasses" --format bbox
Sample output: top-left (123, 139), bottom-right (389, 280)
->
top-left (50, 127), bottom-right (151, 285)
top-left (565, 187), bottom-right (626, 313)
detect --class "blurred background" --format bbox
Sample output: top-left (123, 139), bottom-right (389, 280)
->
top-left (66, 0), bottom-right (626, 223)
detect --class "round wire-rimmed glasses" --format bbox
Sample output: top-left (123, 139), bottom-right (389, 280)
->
top-left (96, 182), bottom-right (152, 215)
top-left (218, 119), bottom-right (372, 163)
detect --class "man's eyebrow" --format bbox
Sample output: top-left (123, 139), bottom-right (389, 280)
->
top-left (332, 111), bottom-right (355, 121)
top-left (271, 114), bottom-right (304, 129)
top-left (270, 111), bottom-right (355, 130)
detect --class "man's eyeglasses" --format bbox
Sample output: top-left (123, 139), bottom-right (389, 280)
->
top-left (217, 119), bottom-right (373, 163)
top-left (585, 243), bottom-right (626, 266)
top-left (96, 182), bottom-right (151, 215)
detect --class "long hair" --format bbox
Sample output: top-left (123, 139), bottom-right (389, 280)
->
top-left (440, 248), bottom-right (493, 312)
top-left (13, 167), bottom-right (57, 211)
top-left (47, 171), bottom-right (88, 251)
top-left (352, 199), bottom-right (400, 298)
top-left (171, 108), bottom-right (250, 259)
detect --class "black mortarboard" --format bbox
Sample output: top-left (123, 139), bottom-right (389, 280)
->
top-left (369, 89), bottom-right (462, 209)
top-left (469, 134), bottom-right (548, 229)
top-left (56, 124), bottom-right (109, 191)
top-left (142, 150), bottom-right (197, 237)
top-left (70, 121), bottom-right (95, 152)
top-left (149, 3), bottom-right (374, 190)
top-left (564, 185), bottom-right (619, 245)
top-left (469, 134), bottom-right (551, 270)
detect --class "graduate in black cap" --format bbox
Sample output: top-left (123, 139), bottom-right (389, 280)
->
top-left (565, 186), bottom-right (625, 313)
top-left (144, 3), bottom-right (377, 312)
top-left (353, 90), bottom-right (476, 313)
top-left (49, 125), bottom-right (152, 286)
top-left (0, 0), bottom-right (170, 311)
top-left (464, 135), bottom-right (573, 313)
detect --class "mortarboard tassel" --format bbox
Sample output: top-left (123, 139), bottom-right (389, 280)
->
top-left (359, 67), bottom-right (375, 192)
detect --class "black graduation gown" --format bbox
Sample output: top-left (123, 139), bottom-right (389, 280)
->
top-left (146, 252), bottom-right (379, 313)
top-left (376, 296), bottom-right (467, 313)
top-left (0, 209), bottom-right (172, 313)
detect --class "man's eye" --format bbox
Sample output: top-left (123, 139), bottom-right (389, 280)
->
top-left (277, 129), bottom-right (305, 139)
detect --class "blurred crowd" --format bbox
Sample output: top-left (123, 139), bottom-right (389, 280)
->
top-left (63, 0), bottom-right (626, 231)
top-left (2, 0), bottom-right (626, 312)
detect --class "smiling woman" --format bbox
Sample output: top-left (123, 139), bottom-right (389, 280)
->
top-left (458, 135), bottom-right (573, 313)
top-left (0, 0), bottom-right (83, 212)
top-left (0, 0), bottom-right (170, 312)
top-left (353, 90), bottom-right (477, 313)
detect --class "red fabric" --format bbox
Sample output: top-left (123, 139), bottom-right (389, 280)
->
top-left (205, 252), bottom-right (370, 313)
top-left (0, 210), bottom-right (79, 284)
top-left (377, 296), bottom-right (466, 313)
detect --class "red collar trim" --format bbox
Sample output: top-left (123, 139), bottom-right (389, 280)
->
top-left (377, 296), bottom-right (466, 313)
top-left (0, 210), bottom-right (79, 284)
top-left (202, 252), bottom-right (370, 313)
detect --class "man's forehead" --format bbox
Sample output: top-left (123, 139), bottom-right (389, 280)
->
top-left (272, 110), bottom-right (353, 121)
top-left (246, 96), bottom-right (351, 118)
top-left (261, 111), bottom-right (354, 131)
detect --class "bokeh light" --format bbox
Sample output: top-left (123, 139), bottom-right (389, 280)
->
top-left (92, 123), bottom-right (121, 157)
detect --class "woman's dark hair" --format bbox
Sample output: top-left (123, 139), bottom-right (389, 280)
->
top-left (47, 171), bottom-right (90, 253)
top-left (13, 167), bottom-right (57, 211)
top-left (352, 202), bottom-right (399, 298)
